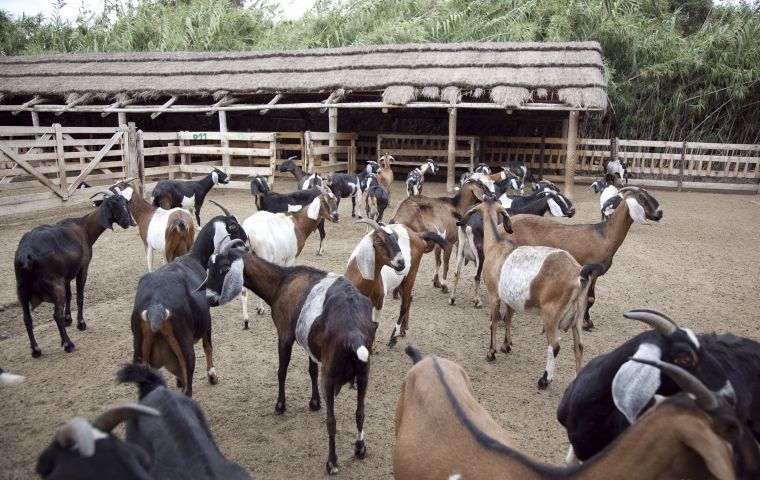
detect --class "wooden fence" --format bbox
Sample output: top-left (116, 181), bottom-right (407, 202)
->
top-left (304, 131), bottom-right (356, 174)
top-left (376, 133), bottom-right (478, 170)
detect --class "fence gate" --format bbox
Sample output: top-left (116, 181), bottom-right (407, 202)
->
top-left (0, 124), bottom-right (134, 215)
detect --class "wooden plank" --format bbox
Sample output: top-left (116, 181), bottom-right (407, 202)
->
top-left (140, 132), bottom-right (180, 141)
top-left (143, 146), bottom-right (181, 156)
top-left (219, 111), bottom-right (230, 168)
top-left (176, 131), bottom-right (275, 142)
top-left (178, 164), bottom-right (271, 176)
top-left (382, 148), bottom-right (472, 157)
top-left (307, 132), bottom-right (358, 141)
top-left (0, 144), bottom-right (64, 198)
top-left (177, 146), bottom-right (272, 157)
top-left (260, 94), bottom-right (283, 115)
top-left (150, 95), bottom-right (178, 120)
top-left (310, 146), bottom-right (352, 156)
top-left (310, 163), bottom-right (350, 174)
top-left (67, 131), bottom-right (123, 193)
top-left (375, 133), bottom-right (477, 142)
top-left (564, 111), bottom-right (579, 199)
top-left (686, 142), bottom-right (760, 151)
top-left (144, 165), bottom-right (177, 177)
top-left (54, 124), bottom-right (69, 199)
top-left (214, 180), bottom-right (268, 190)
top-left (447, 107), bottom-right (457, 192)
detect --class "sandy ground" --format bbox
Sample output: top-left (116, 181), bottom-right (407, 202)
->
top-left (1, 178), bottom-right (759, 479)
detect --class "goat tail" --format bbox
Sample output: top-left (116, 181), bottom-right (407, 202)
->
top-left (405, 345), bottom-right (425, 364)
top-left (420, 232), bottom-right (448, 251)
top-left (579, 263), bottom-right (606, 288)
top-left (15, 252), bottom-right (35, 271)
top-left (348, 334), bottom-right (369, 363)
top-left (143, 305), bottom-right (168, 333)
top-left (169, 218), bottom-right (188, 234)
top-left (117, 364), bottom-right (166, 400)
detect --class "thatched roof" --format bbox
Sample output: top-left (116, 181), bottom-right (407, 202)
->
top-left (0, 42), bottom-right (607, 110)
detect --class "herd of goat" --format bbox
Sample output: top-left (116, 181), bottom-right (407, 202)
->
top-left (6, 153), bottom-right (760, 479)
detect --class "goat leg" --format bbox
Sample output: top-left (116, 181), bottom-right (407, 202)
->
top-left (354, 367), bottom-right (368, 460)
top-left (432, 247), bottom-right (442, 288)
top-left (440, 245), bottom-right (452, 293)
top-left (449, 239), bottom-right (466, 306)
top-left (500, 307), bottom-right (514, 353)
top-left (308, 359), bottom-right (321, 411)
top-left (275, 338), bottom-right (294, 414)
top-left (75, 268), bottom-right (88, 330)
top-left (241, 290), bottom-right (250, 329)
top-left (315, 220), bottom-right (326, 256)
top-left (583, 280), bottom-right (597, 331)
top-left (64, 282), bottom-right (73, 326)
top-left (486, 294), bottom-right (499, 361)
top-left (53, 288), bottom-right (75, 353)
top-left (202, 329), bottom-right (218, 385)
top-left (323, 377), bottom-right (339, 475)
top-left (20, 298), bottom-right (42, 358)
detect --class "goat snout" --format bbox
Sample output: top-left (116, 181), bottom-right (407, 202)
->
top-left (392, 257), bottom-right (406, 273)
top-left (330, 212), bottom-right (339, 222)
top-left (206, 291), bottom-right (221, 307)
top-left (653, 207), bottom-right (663, 220)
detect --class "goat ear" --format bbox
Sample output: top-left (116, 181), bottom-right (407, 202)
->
top-left (612, 343), bottom-right (663, 424)
top-left (307, 197), bottom-right (321, 220)
top-left (626, 197), bottom-right (649, 224)
top-left (500, 213), bottom-right (513, 233)
top-left (547, 197), bottom-right (565, 217)
top-left (99, 200), bottom-right (115, 230)
top-left (681, 423), bottom-right (736, 480)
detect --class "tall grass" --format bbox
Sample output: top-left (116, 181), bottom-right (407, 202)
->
top-left (1, 0), bottom-right (758, 143)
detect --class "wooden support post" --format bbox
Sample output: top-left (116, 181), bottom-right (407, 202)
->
top-left (13, 96), bottom-right (47, 115)
top-left (53, 123), bottom-right (68, 199)
top-left (179, 138), bottom-right (189, 179)
top-left (447, 107), bottom-right (458, 192)
top-left (260, 94), bottom-right (283, 116)
top-left (31, 111), bottom-right (40, 128)
top-left (563, 111), bottom-right (579, 199)
top-left (219, 111), bottom-right (230, 168)
top-left (137, 130), bottom-right (145, 196)
top-left (168, 143), bottom-right (176, 180)
top-left (328, 107), bottom-right (338, 165)
top-left (127, 122), bottom-right (139, 187)
top-left (118, 112), bottom-right (127, 127)
top-left (376, 135), bottom-right (382, 161)
top-left (539, 132), bottom-right (546, 180)
top-left (270, 134), bottom-right (277, 186)
top-left (150, 96), bottom-right (177, 120)
top-left (678, 141), bottom-right (687, 192)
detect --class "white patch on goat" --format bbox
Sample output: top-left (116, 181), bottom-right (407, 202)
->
top-left (682, 327), bottom-right (700, 348)
top-left (372, 307), bottom-right (382, 323)
top-left (380, 225), bottom-right (411, 294)
top-left (498, 194), bottom-right (513, 209)
top-left (287, 204), bottom-right (303, 213)
top-left (181, 194), bottom-right (195, 211)
top-left (146, 207), bottom-right (185, 258)
top-left (716, 380), bottom-right (736, 403)
top-left (219, 258), bottom-right (245, 305)
top-left (448, 474), bottom-right (462, 480)
top-left (243, 211), bottom-right (298, 265)
top-left (498, 247), bottom-right (560, 311)
top-left (348, 234), bottom-right (376, 280)
top-left (295, 273), bottom-right (339, 363)
top-left (626, 197), bottom-right (649, 224)
top-left (120, 186), bottom-right (134, 201)
top-left (357, 429), bottom-right (365, 442)
top-left (212, 221), bottom-right (229, 251)
top-left (212, 171), bottom-right (219, 184)
top-left (612, 343), bottom-right (662, 424)
top-left (545, 345), bottom-right (556, 383)
top-left (307, 197), bottom-right (321, 220)
top-left (302, 174), bottom-right (319, 190)
top-left (208, 366), bottom-right (217, 377)
top-left (565, 446), bottom-right (580, 466)
top-left (599, 185), bottom-right (619, 209)
top-left (0, 372), bottom-right (25, 385)
top-left (547, 197), bottom-right (565, 217)
top-left (356, 346), bottom-right (369, 363)
top-left (393, 322), bottom-right (401, 338)
top-left (92, 427), bottom-right (108, 442)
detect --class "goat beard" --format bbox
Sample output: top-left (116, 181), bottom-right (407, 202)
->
top-left (218, 259), bottom-right (245, 305)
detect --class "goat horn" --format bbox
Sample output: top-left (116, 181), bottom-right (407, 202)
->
top-left (90, 189), bottom-right (114, 199)
top-left (220, 239), bottom-right (246, 256)
top-left (624, 309), bottom-right (678, 337)
top-left (214, 234), bottom-right (231, 255)
top-left (208, 200), bottom-right (231, 217)
top-left (631, 358), bottom-right (719, 411)
top-left (55, 417), bottom-right (96, 457)
top-left (618, 186), bottom-right (642, 194)
top-left (92, 403), bottom-right (160, 433)
top-left (122, 177), bottom-right (136, 184)
top-left (355, 218), bottom-right (381, 231)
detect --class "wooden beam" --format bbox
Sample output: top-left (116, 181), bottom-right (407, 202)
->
top-left (67, 131), bottom-right (124, 193)
top-left (219, 111), bottom-right (230, 168)
top-left (447, 107), bottom-right (458, 192)
top-left (12, 96), bottom-right (48, 115)
top-left (206, 96), bottom-right (239, 116)
top-left (101, 98), bottom-right (136, 117)
top-left (54, 124), bottom-right (68, 199)
top-left (0, 143), bottom-right (64, 197)
top-left (55, 94), bottom-right (93, 116)
top-left (150, 96), bottom-right (178, 120)
top-left (563, 110), bottom-right (579, 199)
top-left (328, 107), bottom-right (338, 165)
top-left (260, 94), bottom-right (283, 115)
top-left (320, 89), bottom-right (346, 113)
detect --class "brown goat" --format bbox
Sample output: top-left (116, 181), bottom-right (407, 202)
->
top-left (506, 186), bottom-right (662, 329)
top-left (465, 200), bottom-right (604, 388)
top-left (377, 153), bottom-right (394, 190)
top-left (394, 347), bottom-right (760, 480)
top-left (390, 180), bottom-right (487, 293)
top-left (346, 218), bottom-right (446, 346)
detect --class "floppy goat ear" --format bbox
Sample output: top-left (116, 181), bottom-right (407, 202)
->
top-left (612, 343), bottom-right (663, 424)
top-left (500, 211), bottom-right (513, 233)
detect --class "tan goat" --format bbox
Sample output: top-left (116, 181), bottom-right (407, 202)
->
top-left (506, 186), bottom-right (662, 329)
top-left (377, 152), bottom-right (394, 190)
top-left (394, 347), bottom-right (760, 480)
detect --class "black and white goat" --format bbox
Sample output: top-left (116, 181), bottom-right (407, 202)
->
top-left (558, 308), bottom-right (760, 464)
top-left (459, 163), bottom-right (491, 185)
top-left (326, 161), bottom-right (380, 217)
top-left (279, 156), bottom-right (323, 190)
top-left (588, 173), bottom-right (621, 220)
top-left (364, 183), bottom-right (390, 222)
top-left (405, 159), bottom-right (439, 197)
top-left (36, 364), bottom-right (250, 480)
top-left (201, 241), bottom-right (375, 475)
top-left (249, 175), bottom-right (328, 255)
top-left (151, 168), bottom-right (229, 226)
top-left (505, 161), bottom-right (536, 194)
top-left (499, 190), bottom-right (576, 217)
top-left (130, 201), bottom-right (246, 397)
top-left (0, 368), bottom-right (25, 385)
top-left (605, 157), bottom-right (628, 185)
top-left (15, 189), bottom-right (134, 358)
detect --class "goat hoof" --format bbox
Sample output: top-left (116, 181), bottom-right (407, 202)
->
top-left (538, 374), bottom-right (550, 390)
top-left (486, 350), bottom-right (496, 362)
top-left (326, 461), bottom-right (339, 475)
top-left (449, 297), bottom-right (455, 305)
top-left (275, 402), bottom-right (286, 415)
top-left (500, 343), bottom-right (511, 354)
top-left (441, 285), bottom-right (449, 294)
top-left (208, 373), bottom-right (218, 385)
top-left (309, 398), bottom-right (321, 411)
top-left (31, 348), bottom-right (42, 358)
top-left (387, 337), bottom-right (397, 348)
top-left (77, 321), bottom-right (87, 331)
top-left (474, 300), bottom-right (483, 309)
top-left (64, 342), bottom-right (75, 353)
top-left (256, 308), bottom-right (266, 316)
top-left (64, 317), bottom-right (73, 326)
top-left (582, 321), bottom-right (595, 331)
top-left (433, 280), bottom-right (441, 288)
top-left (354, 441), bottom-right (366, 459)
top-left (351, 213), bottom-right (356, 218)
top-left (243, 321), bottom-right (249, 330)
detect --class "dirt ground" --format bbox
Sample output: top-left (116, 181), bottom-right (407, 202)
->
top-left (1, 177), bottom-right (759, 479)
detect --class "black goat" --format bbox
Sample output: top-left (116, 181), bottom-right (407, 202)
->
top-left (557, 309), bottom-right (760, 464)
top-left (249, 175), bottom-right (328, 256)
top-left (505, 160), bottom-right (536, 194)
top-left (365, 183), bottom-right (390, 222)
top-left (200, 242), bottom-right (375, 475)
top-left (502, 191), bottom-right (575, 217)
top-left (36, 364), bottom-right (250, 480)
top-left (326, 161), bottom-right (379, 217)
top-left (15, 190), bottom-right (134, 358)
top-left (278, 157), bottom-right (323, 190)
top-left (130, 201), bottom-right (246, 397)
top-left (151, 168), bottom-right (229, 226)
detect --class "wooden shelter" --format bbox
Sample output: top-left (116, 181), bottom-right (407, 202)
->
top-left (0, 42), bottom-right (609, 207)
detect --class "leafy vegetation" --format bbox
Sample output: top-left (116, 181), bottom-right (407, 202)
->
top-left (1, 0), bottom-right (758, 143)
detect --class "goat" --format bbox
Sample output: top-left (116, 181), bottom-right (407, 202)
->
top-left (459, 163), bottom-right (493, 185)
top-left (240, 186), bottom-right (339, 328)
top-left (463, 200), bottom-right (604, 388)
top-left (558, 308), bottom-right (760, 463)
top-left (489, 169), bottom-right (522, 197)
top-left (405, 158), bottom-right (439, 197)
top-left (36, 364), bottom-right (250, 480)
top-left (278, 156), bottom-right (323, 190)
top-left (587, 173), bottom-right (620, 220)
top-left (504, 160), bottom-right (536, 194)
top-left (394, 346), bottom-right (760, 480)
top-left (130, 201), bottom-right (246, 397)
top-left (365, 183), bottom-right (390, 222)
top-left (249, 175), bottom-right (328, 256)
top-left (200, 241), bottom-right (375, 475)
top-left (605, 157), bottom-right (628, 185)
top-left (532, 179), bottom-right (561, 192)
top-left (0, 368), bottom-right (25, 385)
top-left (390, 179), bottom-right (490, 294)
top-left (449, 190), bottom-right (575, 308)
top-left (500, 190), bottom-right (576, 217)
top-left (15, 189), bottom-right (134, 357)
top-left (326, 161), bottom-right (379, 218)
top-left (346, 218), bottom-right (446, 346)
top-left (377, 153), bottom-right (394, 190)
top-left (506, 186), bottom-right (663, 329)
top-left (112, 179), bottom-right (195, 272)
top-left (151, 168), bottom-right (229, 226)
